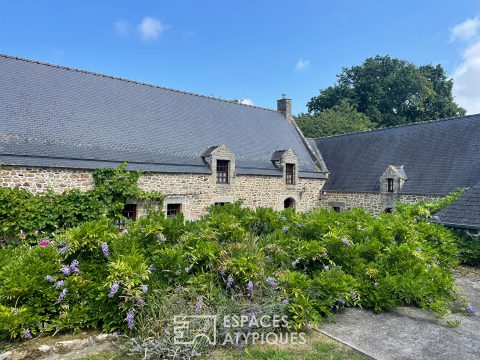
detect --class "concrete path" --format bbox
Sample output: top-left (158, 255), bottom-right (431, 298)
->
top-left (321, 269), bottom-right (480, 360)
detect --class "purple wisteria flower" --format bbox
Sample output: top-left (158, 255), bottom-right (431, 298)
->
top-left (69, 260), bottom-right (81, 274)
top-left (175, 286), bottom-right (184, 292)
top-left (220, 269), bottom-right (226, 277)
top-left (136, 297), bottom-right (146, 306)
top-left (101, 242), bottom-right (109, 257)
top-left (416, 247), bottom-right (422, 253)
top-left (125, 308), bottom-right (135, 330)
top-left (60, 265), bottom-right (71, 276)
top-left (147, 264), bottom-right (157, 271)
top-left (155, 233), bottom-right (166, 243)
top-left (55, 288), bottom-right (68, 304)
top-left (291, 259), bottom-right (300, 268)
top-left (266, 277), bottom-right (277, 287)
top-left (45, 275), bottom-right (55, 283)
top-left (58, 244), bottom-right (69, 256)
top-left (341, 238), bottom-right (352, 247)
top-left (55, 280), bottom-right (65, 290)
top-left (281, 226), bottom-right (289, 233)
top-left (322, 264), bottom-right (330, 271)
top-left (24, 328), bottom-right (32, 339)
top-left (194, 295), bottom-right (203, 314)
top-left (281, 298), bottom-right (289, 305)
top-left (140, 284), bottom-right (148, 294)
top-left (306, 323), bottom-right (313, 330)
top-left (226, 275), bottom-right (234, 289)
top-left (185, 267), bottom-right (191, 274)
top-left (265, 256), bottom-right (273, 263)
top-left (246, 281), bottom-right (254, 295)
top-left (108, 282), bottom-right (119, 298)
top-left (466, 304), bottom-right (477, 316)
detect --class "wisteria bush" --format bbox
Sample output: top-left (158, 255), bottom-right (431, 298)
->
top-left (0, 200), bottom-right (468, 342)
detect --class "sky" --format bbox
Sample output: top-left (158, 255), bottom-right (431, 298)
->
top-left (1, 0), bottom-right (480, 115)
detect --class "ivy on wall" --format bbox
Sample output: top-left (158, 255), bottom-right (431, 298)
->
top-left (0, 163), bottom-right (164, 245)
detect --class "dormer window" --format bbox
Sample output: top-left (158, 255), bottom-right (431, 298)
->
top-left (216, 160), bottom-right (230, 184)
top-left (286, 163), bottom-right (295, 185)
top-left (387, 178), bottom-right (394, 192)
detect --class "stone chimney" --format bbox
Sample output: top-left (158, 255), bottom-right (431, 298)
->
top-left (277, 94), bottom-right (293, 121)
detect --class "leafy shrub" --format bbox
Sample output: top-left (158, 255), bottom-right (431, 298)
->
top-left (455, 230), bottom-right (480, 267)
top-left (0, 163), bottom-right (163, 245)
top-left (0, 198), bottom-right (468, 345)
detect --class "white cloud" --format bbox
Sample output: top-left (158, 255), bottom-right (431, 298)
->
top-left (138, 17), bottom-right (168, 41)
top-left (450, 16), bottom-right (480, 42)
top-left (238, 98), bottom-right (254, 106)
top-left (114, 19), bottom-right (132, 36)
top-left (453, 41), bottom-right (480, 113)
top-left (294, 58), bottom-right (311, 72)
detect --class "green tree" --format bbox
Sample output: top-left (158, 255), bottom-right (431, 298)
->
top-left (296, 101), bottom-right (373, 137)
top-left (307, 56), bottom-right (466, 127)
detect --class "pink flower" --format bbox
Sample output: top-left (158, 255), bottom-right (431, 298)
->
top-left (39, 240), bottom-right (49, 247)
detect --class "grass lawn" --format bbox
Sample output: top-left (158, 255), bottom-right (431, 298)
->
top-left (79, 332), bottom-right (369, 360)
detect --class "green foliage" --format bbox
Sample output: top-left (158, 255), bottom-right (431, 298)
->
top-left (307, 56), bottom-right (465, 128)
top-left (0, 163), bottom-right (164, 245)
top-left (0, 198), bottom-right (467, 344)
top-left (296, 101), bottom-right (373, 137)
top-left (455, 231), bottom-right (480, 267)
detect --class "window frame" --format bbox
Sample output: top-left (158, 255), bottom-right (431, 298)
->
top-left (216, 159), bottom-right (230, 184)
top-left (285, 163), bottom-right (295, 185)
top-left (166, 203), bottom-right (182, 217)
top-left (387, 178), bottom-right (394, 192)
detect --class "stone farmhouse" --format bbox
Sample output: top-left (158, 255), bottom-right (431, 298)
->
top-left (0, 54), bottom-right (479, 233)
top-left (311, 115), bottom-right (480, 234)
top-left (0, 54), bottom-right (328, 220)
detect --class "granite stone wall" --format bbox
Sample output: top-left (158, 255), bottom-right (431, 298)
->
top-left (319, 191), bottom-right (443, 214)
top-left (0, 166), bottom-right (324, 220)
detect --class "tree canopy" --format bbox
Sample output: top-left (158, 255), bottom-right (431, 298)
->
top-left (295, 101), bottom-right (373, 138)
top-left (307, 56), bottom-right (465, 128)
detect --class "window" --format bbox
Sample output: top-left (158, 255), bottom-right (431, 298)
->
top-left (333, 206), bottom-right (341, 213)
top-left (284, 197), bottom-right (295, 209)
top-left (115, 204), bottom-right (137, 228)
top-left (387, 178), bottom-right (394, 192)
top-left (216, 160), bottom-right (230, 184)
top-left (166, 203), bottom-right (182, 217)
top-left (122, 204), bottom-right (137, 220)
top-left (215, 202), bottom-right (226, 206)
top-left (286, 163), bottom-right (295, 185)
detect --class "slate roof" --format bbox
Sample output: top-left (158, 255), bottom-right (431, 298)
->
top-left (311, 114), bottom-right (480, 194)
top-left (437, 183), bottom-right (480, 230)
top-left (0, 54), bottom-right (326, 178)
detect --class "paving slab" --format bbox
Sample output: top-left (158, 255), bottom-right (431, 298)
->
top-left (321, 270), bottom-right (480, 360)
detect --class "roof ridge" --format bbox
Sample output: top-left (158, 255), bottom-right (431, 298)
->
top-left (315, 112), bottom-right (480, 139)
top-left (0, 53), bottom-right (278, 113)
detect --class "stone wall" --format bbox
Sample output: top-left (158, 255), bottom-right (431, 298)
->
top-left (0, 166), bottom-right (94, 193)
top-left (0, 166), bottom-right (324, 220)
top-left (319, 191), bottom-right (444, 214)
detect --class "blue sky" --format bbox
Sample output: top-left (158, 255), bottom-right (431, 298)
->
top-left (1, 0), bottom-right (480, 114)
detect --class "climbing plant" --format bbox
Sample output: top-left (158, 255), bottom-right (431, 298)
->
top-left (0, 163), bottom-right (163, 245)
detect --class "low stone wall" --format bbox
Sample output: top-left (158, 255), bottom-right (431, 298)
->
top-left (0, 166), bottom-right (324, 220)
top-left (319, 191), bottom-right (443, 214)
